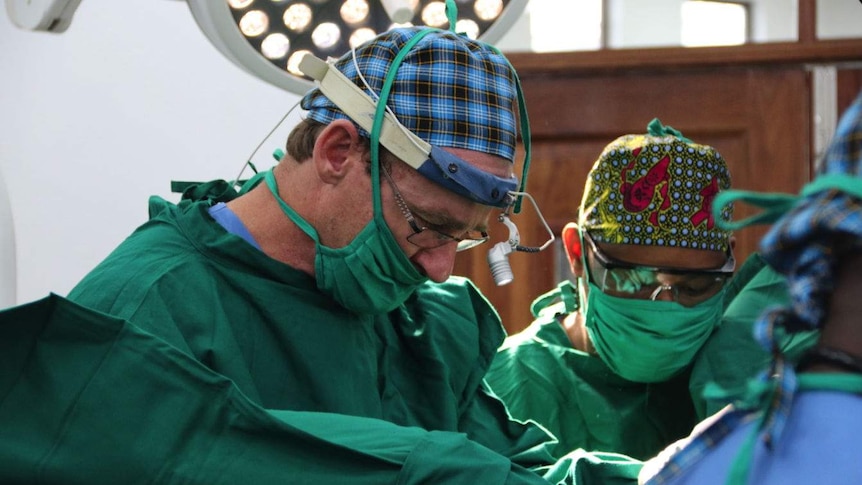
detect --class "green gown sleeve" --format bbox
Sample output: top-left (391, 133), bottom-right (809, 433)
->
top-left (0, 294), bottom-right (556, 485)
top-left (689, 253), bottom-right (819, 419)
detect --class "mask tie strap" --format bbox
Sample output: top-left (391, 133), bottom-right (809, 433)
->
top-left (369, 29), bottom-right (435, 218)
top-left (529, 280), bottom-right (579, 318)
top-left (801, 173), bottom-right (862, 199)
top-left (263, 169), bottom-right (321, 244)
top-left (712, 189), bottom-right (800, 231)
top-left (714, 175), bottom-right (862, 232)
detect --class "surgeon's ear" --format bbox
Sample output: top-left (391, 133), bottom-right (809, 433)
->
top-left (313, 119), bottom-right (364, 184)
top-left (562, 222), bottom-right (585, 278)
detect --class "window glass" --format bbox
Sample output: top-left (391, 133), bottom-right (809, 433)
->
top-left (681, 1), bottom-right (748, 47)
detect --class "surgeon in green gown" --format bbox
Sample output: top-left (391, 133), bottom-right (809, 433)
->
top-left (0, 25), bottom-right (643, 484)
top-left (485, 121), bottom-right (817, 461)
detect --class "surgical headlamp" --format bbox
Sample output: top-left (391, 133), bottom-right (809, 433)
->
top-left (487, 191), bottom-right (555, 286)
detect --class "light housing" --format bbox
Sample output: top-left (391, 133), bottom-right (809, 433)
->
top-left (186, 0), bottom-right (527, 94)
top-left (5, 0), bottom-right (82, 33)
top-left (5, 0), bottom-right (526, 94)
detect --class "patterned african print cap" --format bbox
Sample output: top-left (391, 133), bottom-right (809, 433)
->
top-left (580, 119), bottom-right (733, 252)
top-left (300, 27), bottom-right (518, 163)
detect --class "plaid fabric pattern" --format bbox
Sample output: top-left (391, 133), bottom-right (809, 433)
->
top-left (645, 90), bottom-right (862, 485)
top-left (759, 191), bottom-right (862, 332)
top-left (646, 409), bottom-right (758, 485)
top-left (759, 91), bottom-right (862, 333)
top-left (301, 27), bottom-right (518, 163)
top-left (580, 119), bottom-right (733, 252)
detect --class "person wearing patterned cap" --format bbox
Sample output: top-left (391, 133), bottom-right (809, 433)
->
top-left (0, 26), bottom-right (642, 483)
top-left (640, 90), bottom-right (862, 485)
top-left (487, 119), bottom-right (747, 461)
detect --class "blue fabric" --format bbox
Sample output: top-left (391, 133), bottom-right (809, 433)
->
top-left (756, 90), bottom-right (862, 333)
top-left (208, 202), bottom-right (261, 250)
top-left (301, 27), bottom-right (518, 163)
top-left (649, 389), bottom-right (862, 485)
top-left (417, 145), bottom-right (518, 207)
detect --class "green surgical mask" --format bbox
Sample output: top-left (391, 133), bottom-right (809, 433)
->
top-left (584, 281), bottom-right (724, 383)
top-left (264, 170), bottom-right (427, 315)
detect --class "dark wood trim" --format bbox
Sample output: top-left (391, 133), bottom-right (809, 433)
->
top-left (505, 39), bottom-right (862, 76)
top-left (799, 0), bottom-right (816, 44)
top-left (838, 69), bottom-right (862, 113)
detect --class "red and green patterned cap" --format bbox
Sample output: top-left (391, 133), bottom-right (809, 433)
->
top-left (580, 119), bottom-right (733, 252)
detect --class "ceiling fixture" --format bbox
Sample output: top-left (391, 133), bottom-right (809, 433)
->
top-left (5, 0), bottom-right (527, 95)
top-left (186, 0), bottom-right (527, 94)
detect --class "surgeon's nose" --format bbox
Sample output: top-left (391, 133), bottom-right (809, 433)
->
top-left (412, 243), bottom-right (458, 283)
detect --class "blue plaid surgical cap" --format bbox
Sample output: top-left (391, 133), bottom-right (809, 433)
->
top-left (300, 27), bottom-right (519, 164)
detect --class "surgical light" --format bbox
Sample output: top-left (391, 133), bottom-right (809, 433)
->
top-left (261, 33), bottom-right (290, 59)
top-left (421, 2), bottom-right (448, 27)
top-left (456, 19), bottom-right (479, 39)
top-left (5, 0), bottom-right (82, 32)
top-left (340, 0), bottom-right (369, 24)
top-left (186, 0), bottom-right (528, 94)
top-left (475, 0), bottom-right (503, 21)
top-left (311, 22), bottom-right (342, 49)
top-left (349, 27), bottom-right (377, 47)
top-left (238, 10), bottom-right (269, 37)
top-left (5, 0), bottom-right (527, 95)
top-left (283, 4), bottom-right (313, 32)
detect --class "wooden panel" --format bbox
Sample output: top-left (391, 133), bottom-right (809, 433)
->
top-left (504, 39), bottom-right (862, 74)
top-left (838, 68), bottom-right (862, 113)
top-left (454, 66), bottom-right (812, 336)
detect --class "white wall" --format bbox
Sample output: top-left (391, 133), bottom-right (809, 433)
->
top-left (818, 0), bottom-right (862, 39)
top-left (750, 0), bottom-right (797, 43)
top-left (0, 0), bottom-right (295, 303)
top-left (0, 165), bottom-right (15, 307)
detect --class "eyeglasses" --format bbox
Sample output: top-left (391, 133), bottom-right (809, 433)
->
top-left (582, 230), bottom-right (735, 307)
top-left (381, 168), bottom-right (489, 252)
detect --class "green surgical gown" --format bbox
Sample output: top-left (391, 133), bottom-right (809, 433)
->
top-left (488, 254), bottom-right (818, 464)
top-left (0, 192), bottom-right (640, 483)
top-left (64, 195), bottom-right (550, 462)
top-left (0, 295), bottom-right (547, 484)
top-left (688, 253), bottom-right (819, 419)
top-left (486, 305), bottom-right (696, 461)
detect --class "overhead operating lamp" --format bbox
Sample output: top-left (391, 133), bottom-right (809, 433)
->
top-left (187, 0), bottom-right (528, 94)
top-left (5, 0), bottom-right (528, 95)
